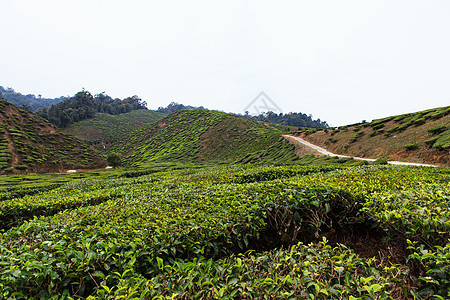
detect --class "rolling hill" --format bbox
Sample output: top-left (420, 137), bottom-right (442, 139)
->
top-left (111, 109), bottom-right (300, 165)
top-left (64, 109), bottom-right (166, 148)
top-left (0, 97), bottom-right (106, 173)
top-left (292, 106), bottom-right (450, 166)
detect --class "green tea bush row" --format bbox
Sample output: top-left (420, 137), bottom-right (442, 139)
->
top-left (93, 240), bottom-right (407, 299)
top-left (0, 165), bottom-right (448, 298)
top-left (0, 171), bottom-right (355, 297)
top-left (0, 183), bottom-right (63, 201)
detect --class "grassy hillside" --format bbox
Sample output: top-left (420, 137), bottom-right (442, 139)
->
top-left (294, 106), bottom-right (450, 166)
top-left (0, 98), bottom-right (105, 173)
top-left (112, 109), bottom-right (300, 165)
top-left (64, 109), bottom-right (166, 148)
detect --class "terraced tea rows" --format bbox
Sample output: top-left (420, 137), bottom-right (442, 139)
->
top-left (0, 165), bottom-right (448, 299)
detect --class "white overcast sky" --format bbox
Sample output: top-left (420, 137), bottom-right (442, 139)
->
top-left (1, 1), bottom-right (449, 126)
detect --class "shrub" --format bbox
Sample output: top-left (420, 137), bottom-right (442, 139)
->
top-left (373, 158), bottom-right (388, 165)
top-left (372, 123), bottom-right (385, 130)
top-left (428, 125), bottom-right (447, 135)
top-left (107, 152), bottom-right (122, 167)
top-left (432, 130), bottom-right (450, 150)
top-left (349, 135), bottom-right (358, 143)
top-left (404, 142), bottom-right (418, 150)
top-left (413, 118), bottom-right (426, 126)
top-left (349, 131), bottom-right (364, 143)
top-left (424, 137), bottom-right (439, 147)
top-left (328, 137), bottom-right (338, 143)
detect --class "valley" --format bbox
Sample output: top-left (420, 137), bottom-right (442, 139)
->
top-left (0, 91), bottom-right (448, 299)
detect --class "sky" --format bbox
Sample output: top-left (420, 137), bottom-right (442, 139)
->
top-left (1, 1), bottom-right (449, 126)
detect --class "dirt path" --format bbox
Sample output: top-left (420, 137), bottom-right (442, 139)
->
top-left (283, 135), bottom-right (438, 167)
top-left (4, 129), bottom-right (19, 165)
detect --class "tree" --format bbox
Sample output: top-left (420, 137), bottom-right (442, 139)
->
top-left (107, 153), bottom-right (122, 168)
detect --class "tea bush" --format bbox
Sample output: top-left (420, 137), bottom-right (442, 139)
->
top-left (0, 165), bottom-right (448, 298)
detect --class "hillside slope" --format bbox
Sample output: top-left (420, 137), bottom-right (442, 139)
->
top-left (0, 98), bottom-right (105, 173)
top-left (64, 109), bottom-right (166, 148)
top-left (112, 109), bottom-right (299, 164)
top-left (292, 106), bottom-right (449, 166)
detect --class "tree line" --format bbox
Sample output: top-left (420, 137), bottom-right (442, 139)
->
top-left (243, 111), bottom-right (329, 129)
top-left (157, 102), bottom-right (329, 129)
top-left (157, 102), bottom-right (205, 114)
top-left (0, 86), bottom-right (66, 111)
top-left (37, 91), bottom-right (147, 128)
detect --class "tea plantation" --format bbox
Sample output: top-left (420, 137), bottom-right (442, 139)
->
top-left (0, 164), bottom-right (448, 299)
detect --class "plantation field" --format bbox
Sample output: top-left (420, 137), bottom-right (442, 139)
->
top-left (0, 164), bottom-right (449, 299)
top-left (295, 106), bottom-right (450, 166)
top-left (111, 109), bottom-right (304, 165)
top-left (64, 110), bottom-right (166, 148)
top-left (0, 98), bottom-right (105, 173)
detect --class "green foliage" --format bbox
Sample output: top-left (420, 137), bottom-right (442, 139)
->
top-left (298, 128), bottom-right (320, 135)
top-left (408, 241), bottom-right (450, 299)
top-left (296, 155), bottom-right (367, 167)
top-left (37, 91), bottom-right (147, 128)
top-left (413, 117), bottom-right (426, 126)
top-left (328, 137), bottom-right (338, 143)
top-left (0, 98), bottom-right (105, 172)
top-left (432, 129), bottom-right (450, 150)
top-left (157, 101), bottom-right (206, 114)
top-left (330, 129), bottom-right (340, 136)
top-left (349, 131), bottom-right (364, 143)
top-left (424, 136), bottom-right (439, 147)
top-left (383, 106), bottom-right (449, 134)
top-left (244, 110), bottom-right (329, 129)
top-left (107, 153), bottom-right (122, 167)
top-left (428, 125), bottom-right (447, 135)
top-left (64, 110), bottom-right (166, 146)
top-left (404, 142), bottom-right (418, 150)
top-left (97, 240), bottom-right (405, 299)
top-left (0, 159), bottom-right (448, 298)
top-left (14, 164), bottom-right (28, 170)
top-left (0, 86), bottom-right (67, 112)
top-left (112, 109), bottom-right (297, 165)
top-left (373, 158), bottom-right (388, 165)
top-left (0, 137), bottom-right (11, 170)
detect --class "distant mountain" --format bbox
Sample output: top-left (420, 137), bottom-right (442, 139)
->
top-left (0, 86), bottom-right (67, 111)
top-left (0, 96), bottom-right (106, 173)
top-left (37, 91), bottom-right (147, 128)
top-left (64, 109), bottom-right (167, 148)
top-left (111, 109), bottom-right (300, 165)
top-left (293, 106), bottom-right (450, 166)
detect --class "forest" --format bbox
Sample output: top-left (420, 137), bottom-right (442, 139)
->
top-left (36, 91), bottom-right (147, 128)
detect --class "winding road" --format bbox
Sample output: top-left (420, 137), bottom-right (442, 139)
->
top-left (283, 135), bottom-right (438, 167)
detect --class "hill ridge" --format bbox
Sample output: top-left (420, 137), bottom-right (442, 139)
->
top-left (64, 109), bottom-right (166, 149)
top-left (292, 106), bottom-right (449, 166)
top-left (111, 108), bottom-right (300, 165)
